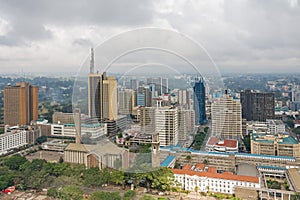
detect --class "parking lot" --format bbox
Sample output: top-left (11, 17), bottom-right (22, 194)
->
top-left (25, 150), bottom-right (63, 163)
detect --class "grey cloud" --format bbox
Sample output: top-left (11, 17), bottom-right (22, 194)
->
top-left (73, 38), bottom-right (93, 47)
top-left (0, 0), bottom-right (154, 46)
top-left (224, 0), bottom-right (300, 50)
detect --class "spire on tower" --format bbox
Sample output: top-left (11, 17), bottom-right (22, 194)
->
top-left (90, 48), bottom-right (94, 73)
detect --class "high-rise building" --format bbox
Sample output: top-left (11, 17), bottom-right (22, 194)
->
top-left (136, 86), bottom-right (152, 107)
top-left (240, 89), bottom-right (275, 121)
top-left (88, 72), bottom-right (117, 121)
top-left (193, 78), bottom-right (206, 125)
top-left (155, 107), bottom-right (178, 147)
top-left (178, 109), bottom-right (195, 144)
top-left (139, 107), bottom-right (156, 134)
top-left (146, 77), bottom-right (169, 96)
top-left (4, 82), bottom-right (38, 126)
top-left (178, 89), bottom-right (190, 109)
top-left (130, 79), bottom-right (139, 90)
top-left (291, 85), bottom-right (300, 111)
top-left (211, 92), bottom-right (242, 139)
top-left (118, 89), bottom-right (135, 115)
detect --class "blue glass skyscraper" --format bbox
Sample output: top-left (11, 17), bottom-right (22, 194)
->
top-left (193, 78), bottom-right (207, 125)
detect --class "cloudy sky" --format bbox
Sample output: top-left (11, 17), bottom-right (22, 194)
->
top-left (0, 0), bottom-right (299, 74)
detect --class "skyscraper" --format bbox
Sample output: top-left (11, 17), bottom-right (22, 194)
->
top-left (240, 89), bottom-right (275, 121)
top-left (136, 86), bottom-right (152, 107)
top-left (88, 72), bottom-right (117, 121)
top-left (178, 89), bottom-right (190, 109)
top-left (139, 107), bottom-right (156, 134)
top-left (118, 89), bottom-right (135, 115)
top-left (4, 82), bottom-right (38, 126)
top-left (211, 91), bottom-right (242, 140)
top-left (193, 78), bottom-right (206, 125)
top-left (155, 107), bottom-right (178, 147)
top-left (291, 85), bottom-right (300, 111)
top-left (178, 108), bottom-right (195, 144)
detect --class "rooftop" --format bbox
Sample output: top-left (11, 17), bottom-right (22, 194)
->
top-left (160, 145), bottom-right (296, 161)
top-left (252, 133), bottom-right (298, 145)
top-left (172, 164), bottom-right (259, 183)
top-left (287, 168), bottom-right (300, 192)
top-left (160, 155), bottom-right (176, 167)
top-left (65, 143), bottom-right (88, 152)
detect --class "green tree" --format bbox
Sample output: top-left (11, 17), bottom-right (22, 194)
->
top-left (286, 119), bottom-right (295, 129)
top-left (0, 167), bottom-right (14, 190)
top-left (186, 155), bottom-right (191, 161)
top-left (60, 185), bottom-right (84, 200)
top-left (4, 154), bottom-right (28, 170)
top-left (19, 159), bottom-right (49, 190)
top-left (149, 167), bottom-right (174, 191)
top-left (243, 135), bottom-right (251, 152)
top-left (89, 191), bottom-right (121, 200)
top-left (293, 127), bottom-right (300, 135)
top-left (109, 170), bottom-right (124, 185)
top-left (293, 192), bottom-right (300, 200)
top-left (141, 195), bottom-right (155, 200)
top-left (83, 167), bottom-right (105, 187)
top-left (123, 190), bottom-right (136, 200)
top-left (204, 127), bottom-right (209, 133)
top-left (47, 187), bottom-right (59, 198)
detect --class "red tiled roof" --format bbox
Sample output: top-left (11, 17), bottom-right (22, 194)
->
top-left (182, 164), bottom-right (193, 170)
top-left (207, 137), bottom-right (220, 146)
top-left (172, 168), bottom-right (259, 183)
top-left (207, 167), bottom-right (217, 174)
top-left (223, 171), bottom-right (234, 175)
top-left (215, 140), bottom-right (238, 148)
top-left (195, 164), bottom-right (205, 171)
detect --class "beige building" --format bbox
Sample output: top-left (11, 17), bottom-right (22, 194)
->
top-left (4, 82), bottom-right (38, 126)
top-left (64, 140), bottom-right (129, 170)
top-left (118, 89), bottom-right (135, 115)
top-left (155, 107), bottom-right (178, 147)
top-left (52, 112), bottom-right (75, 124)
top-left (88, 72), bottom-right (117, 121)
top-left (178, 108), bottom-right (195, 144)
top-left (211, 93), bottom-right (242, 140)
top-left (251, 133), bottom-right (300, 157)
top-left (139, 107), bottom-right (156, 134)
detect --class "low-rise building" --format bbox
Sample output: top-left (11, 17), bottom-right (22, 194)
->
top-left (246, 121), bottom-right (269, 135)
top-left (205, 137), bottom-right (238, 153)
top-left (287, 168), bottom-right (300, 193)
top-left (266, 119), bottom-right (285, 135)
top-left (0, 130), bottom-right (27, 155)
top-left (41, 139), bottom-right (68, 151)
top-left (251, 133), bottom-right (300, 157)
top-left (172, 164), bottom-right (260, 194)
top-left (5, 125), bottom-right (41, 144)
top-left (51, 123), bottom-right (107, 140)
top-left (64, 140), bottom-right (129, 170)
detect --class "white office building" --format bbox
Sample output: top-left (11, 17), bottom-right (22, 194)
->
top-left (51, 123), bottom-right (107, 139)
top-left (211, 93), bottom-right (242, 140)
top-left (266, 119), bottom-right (285, 135)
top-left (172, 164), bottom-right (260, 194)
top-left (0, 130), bottom-right (27, 155)
top-left (155, 107), bottom-right (178, 147)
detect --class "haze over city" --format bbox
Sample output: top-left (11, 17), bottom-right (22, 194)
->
top-left (1, 1), bottom-right (300, 200)
top-left (0, 0), bottom-right (299, 74)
